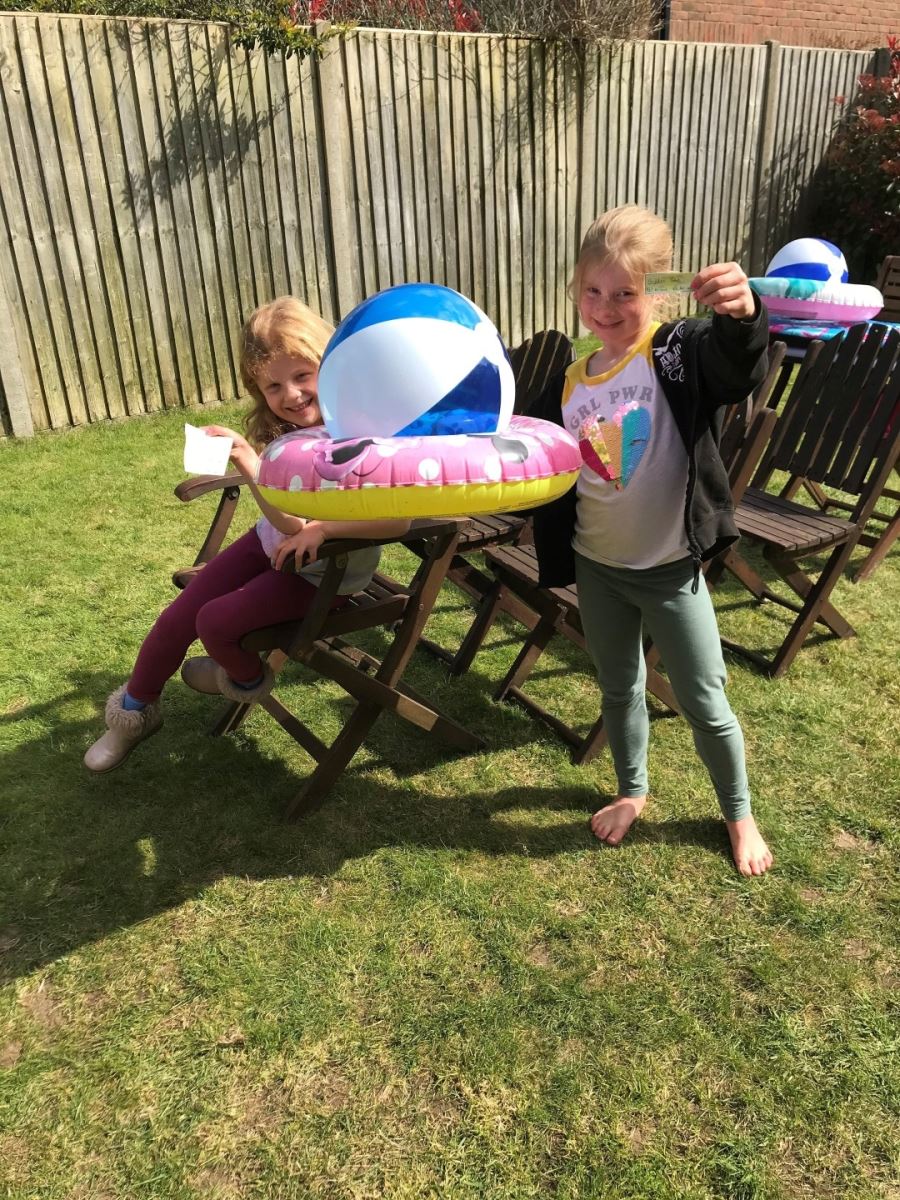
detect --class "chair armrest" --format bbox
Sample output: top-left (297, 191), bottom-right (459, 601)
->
top-left (174, 472), bottom-right (249, 503)
top-left (279, 517), bottom-right (468, 571)
top-left (172, 473), bottom-right (251, 578)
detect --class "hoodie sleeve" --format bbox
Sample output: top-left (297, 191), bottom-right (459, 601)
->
top-left (696, 290), bottom-right (770, 411)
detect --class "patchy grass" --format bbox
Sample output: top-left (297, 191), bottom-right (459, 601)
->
top-left (1, 404), bottom-right (898, 1199)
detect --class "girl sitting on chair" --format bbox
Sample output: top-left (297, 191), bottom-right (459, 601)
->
top-left (84, 297), bottom-right (410, 773)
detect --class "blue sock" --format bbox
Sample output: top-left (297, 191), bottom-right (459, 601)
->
top-left (232, 674), bottom-right (264, 691)
top-left (122, 690), bottom-right (147, 711)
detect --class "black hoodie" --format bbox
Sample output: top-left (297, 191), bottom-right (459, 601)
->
top-left (526, 298), bottom-right (770, 589)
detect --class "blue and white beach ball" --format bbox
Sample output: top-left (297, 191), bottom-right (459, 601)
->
top-left (317, 283), bottom-right (515, 439)
top-left (766, 238), bottom-right (849, 285)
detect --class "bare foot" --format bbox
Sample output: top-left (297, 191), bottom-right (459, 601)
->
top-left (590, 795), bottom-right (647, 846)
top-left (726, 814), bottom-right (774, 876)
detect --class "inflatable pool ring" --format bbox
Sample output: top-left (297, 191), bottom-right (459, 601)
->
top-left (749, 276), bottom-right (884, 323)
top-left (255, 283), bottom-right (581, 520)
top-left (751, 238), bottom-right (882, 323)
top-left (255, 416), bottom-right (581, 520)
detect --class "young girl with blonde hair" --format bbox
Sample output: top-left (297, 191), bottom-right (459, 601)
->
top-left (85, 297), bottom-right (410, 772)
top-left (529, 205), bottom-right (773, 875)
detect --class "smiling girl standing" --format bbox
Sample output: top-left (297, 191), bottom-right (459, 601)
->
top-left (84, 297), bottom-right (409, 773)
top-left (527, 205), bottom-right (773, 876)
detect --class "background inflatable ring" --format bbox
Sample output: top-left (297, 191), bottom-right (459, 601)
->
top-left (751, 276), bottom-right (884, 323)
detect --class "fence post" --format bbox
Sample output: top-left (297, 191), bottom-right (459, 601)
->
top-left (314, 26), bottom-right (361, 322)
top-left (748, 39), bottom-right (781, 277)
top-left (0, 268), bottom-right (34, 438)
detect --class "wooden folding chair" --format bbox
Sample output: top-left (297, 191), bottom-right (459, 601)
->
top-left (172, 331), bottom-right (576, 673)
top-left (207, 519), bottom-right (484, 819)
top-left (710, 322), bottom-right (900, 676)
top-left (480, 348), bottom-right (785, 763)
top-left (755, 277), bottom-right (900, 584)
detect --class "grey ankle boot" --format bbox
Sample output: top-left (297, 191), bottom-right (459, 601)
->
top-left (180, 656), bottom-right (220, 695)
top-left (181, 657), bottom-right (274, 703)
top-left (83, 685), bottom-right (163, 773)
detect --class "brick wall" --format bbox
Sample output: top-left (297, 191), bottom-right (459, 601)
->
top-left (666, 2), bottom-right (896, 50)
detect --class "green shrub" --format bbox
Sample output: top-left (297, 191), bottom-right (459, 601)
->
top-left (1, 1), bottom-right (330, 56)
top-left (812, 38), bottom-right (900, 283)
top-left (3, 0), bottom-right (659, 51)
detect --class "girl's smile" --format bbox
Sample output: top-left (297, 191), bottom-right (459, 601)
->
top-left (260, 354), bottom-right (322, 427)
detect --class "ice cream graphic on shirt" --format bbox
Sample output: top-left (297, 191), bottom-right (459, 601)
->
top-left (579, 401), bottom-right (650, 489)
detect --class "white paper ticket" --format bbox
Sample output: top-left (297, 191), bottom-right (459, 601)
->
top-left (183, 424), bottom-right (233, 476)
top-left (644, 272), bottom-right (695, 294)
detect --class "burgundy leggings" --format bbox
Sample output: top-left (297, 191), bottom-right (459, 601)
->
top-left (128, 529), bottom-right (345, 703)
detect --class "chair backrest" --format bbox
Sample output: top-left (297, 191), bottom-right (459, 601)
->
top-left (874, 255), bottom-right (900, 323)
top-left (509, 330), bottom-right (575, 414)
top-left (756, 322), bottom-right (900, 515)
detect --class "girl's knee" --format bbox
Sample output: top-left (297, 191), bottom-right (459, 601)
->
top-left (600, 682), bottom-right (647, 711)
top-left (195, 597), bottom-right (237, 647)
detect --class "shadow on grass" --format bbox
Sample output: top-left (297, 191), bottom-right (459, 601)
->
top-left (0, 663), bottom-right (726, 982)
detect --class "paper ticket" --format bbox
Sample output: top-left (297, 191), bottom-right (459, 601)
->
top-left (183, 423), bottom-right (233, 476)
top-left (644, 272), bottom-right (695, 294)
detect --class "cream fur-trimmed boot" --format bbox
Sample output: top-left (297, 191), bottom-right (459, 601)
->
top-left (83, 685), bottom-right (163, 773)
top-left (181, 657), bottom-right (274, 704)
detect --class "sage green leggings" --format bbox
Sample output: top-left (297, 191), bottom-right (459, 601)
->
top-left (574, 551), bottom-right (751, 821)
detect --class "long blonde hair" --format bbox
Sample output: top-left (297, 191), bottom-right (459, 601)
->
top-left (568, 205), bottom-right (674, 303)
top-left (239, 297), bottom-right (334, 448)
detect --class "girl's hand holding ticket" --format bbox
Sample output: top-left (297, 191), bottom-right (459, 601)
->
top-left (201, 424), bottom-right (259, 478)
top-left (691, 262), bottom-right (756, 318)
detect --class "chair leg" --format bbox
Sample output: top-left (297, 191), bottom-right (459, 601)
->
top-left (714, 548), bottom-right (769, 600)
top-left (639, 643), bottom-right (675, 712)
top-left (572, 712), bottom-right (609, 764)
top-left (766, 548), bottom-right (856, 639)
top-left (853, 509), bottom-right (900, 582)
top-left (284, 704), bottom-right (382, 820)
top-left (493, 609), bottom-right (565, 702)
top-left (445, 578), bottom-right (543, 676)
top-left (769, 542), bottom-right (858, 677)
top-left (448, 579), bottom-right (508, 677)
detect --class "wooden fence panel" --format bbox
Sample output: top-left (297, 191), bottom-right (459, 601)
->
top-left (0, 18), bottom-right (52, 433)
top-left (1, 16), bottom-right (85, 430)
top-left (0, 16), bottom-right (876, 436)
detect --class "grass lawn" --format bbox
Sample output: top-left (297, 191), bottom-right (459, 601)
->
top-left (1, 400), bottom-right (898, 1199)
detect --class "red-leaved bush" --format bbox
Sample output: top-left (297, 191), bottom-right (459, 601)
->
top-left (812, 37), bottom-right (900, 283)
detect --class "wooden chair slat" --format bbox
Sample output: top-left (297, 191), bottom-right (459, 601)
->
top-left (842, 345), bottom-right (900, 496)
top-left (874, 255), bottom-right (900, 322)
top-left (756, 338), bottom-right (832, 480)
top-left (823, 326), bottom-right (899, 489)
top-left (781, 326), bottom-right (863, 478)
top-left (802, 324), bottom-right (890, 483)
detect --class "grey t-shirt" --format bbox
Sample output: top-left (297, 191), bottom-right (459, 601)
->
top-left (561, 327), bottom-right (690, 570)
top-left (255, 517), bottom-right (381, 595)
